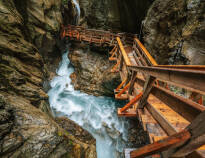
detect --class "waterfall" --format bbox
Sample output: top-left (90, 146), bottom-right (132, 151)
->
top-left (48, 50), bottom-right (129, 158)
top-left (72, 0), bottom-right (80, 24)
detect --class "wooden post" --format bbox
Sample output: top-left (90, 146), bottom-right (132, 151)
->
top-left (119, 53), bottom-right (124, 71)
top-left (138, 76), bottom-right (156, 109)
top-left (128, 71), bottom-right (137, 95)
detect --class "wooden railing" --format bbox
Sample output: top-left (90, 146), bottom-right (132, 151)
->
top-left (61, 24), bottom-right (137, 46)
top-left (111, 37), bottom-right (205, 158)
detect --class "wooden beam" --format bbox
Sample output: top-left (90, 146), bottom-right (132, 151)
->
top-left (119, 54), bottom-right (124, 71)
top-left (138, 76), bottom-right (156, 109)
top-left (168, 111), bottom-right (205, 157)
top-left (135, 77), bottom-right (205, 122)
top-left (128, 71), bottom-right (137, 95)
top-left (111, 60), bottom-right (120, 72)
top-left (116, 79), bottom-right (127, 92)
top-left (120, 92), bottom-right (143, 113)
top-left (118, 108), bottom-right (137, 117)
top-left (133, 46), bottom-right (148, 66)
top-left (116, 37), bottom-right (132, 66)
top-left (116, 82), bottom-right (130, 97)
top-left (134, 38), bottom-right (158, 66)
top-left (130, 130), bottom-right (191, 158)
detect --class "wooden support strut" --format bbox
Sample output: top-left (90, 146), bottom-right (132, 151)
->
top-left (128, 71), bottom-right (137, 95)
top-left (138, 76), bottom-right (156, 109)
top-left (109, 46), bottom-right (118, 61)
top-left (116, 79), bottom-right (127, 92)
top-left (120, 92), bottom-right (143, 113)
top-left (130, 130), bottom-right (191, 158)
top-left (116, 82), bottom-right (131, 98)
top-left (111, 60), bottom-right (120, 73)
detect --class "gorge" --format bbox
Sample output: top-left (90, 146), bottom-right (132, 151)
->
top-left (0, 0), bottom-right (204, 158)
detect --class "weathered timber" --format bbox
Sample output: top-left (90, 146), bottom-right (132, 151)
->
top-left (134, 38), bottom-right (158, 66)
top-left (120, 92), bottom-right (143, 113)
top-left (117, 37), bottom-right (132, 66)
top-left (130, 130), bottom-right (191, 158)
top-left (146, 103), bottom-right (177, 136)
top-left (138, 76), bottom-right (156, 109)
top-left (167, 111), bottom-right (205, 157)
top-left (135, 77), bottom-right (205, 122)
top-left (128, 71), bottom-right (137, 95)
top-left (128, 66), bottom-right (205, 94)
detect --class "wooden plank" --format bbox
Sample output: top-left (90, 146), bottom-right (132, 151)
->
top-left (168, 111), bottom-right (205, 157)
top-left (115, 94), bottom-right (128, 100)
top-left (135, 77), bottom-right (205, 122)
top-left (146, 103), bottom-right (177, 136)
top-left (138, 76), bottom-right (156, 108)
top-left (130, 130), bottom-right (191, 158)
top-left (118, 108), bottom-right (137, 117)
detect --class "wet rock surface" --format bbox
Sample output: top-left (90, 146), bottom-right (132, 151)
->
top-left (0, 0), bottom-right (97, 157)
top-left (143, 0), bottom-right (205, 64)
top-left (69, 44), bottom-right (121, 97)
top-left (126, 119), bottom-right (150, 148)
top-left (56, 117), bottom-right (96, 145)
top-left (79, 0), bottom-right (153, 33)
top-left (0, 95), bottom-right (96, 158)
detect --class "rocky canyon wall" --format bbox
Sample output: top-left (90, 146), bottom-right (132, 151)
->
top-left (0, 0), bottom-right (96, 157)
top-left (143, 0), bottom-right (205, 64)
top-left (78, 0), bottom-right (152, 33)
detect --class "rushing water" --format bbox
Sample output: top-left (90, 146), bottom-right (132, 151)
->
top-left (72, 0), bottom-right (80, 24)
top-left (48, 50), bottom-right (129, 158)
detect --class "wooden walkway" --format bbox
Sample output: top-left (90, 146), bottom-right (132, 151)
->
top-left (62, 25), bottom-right (205, 158)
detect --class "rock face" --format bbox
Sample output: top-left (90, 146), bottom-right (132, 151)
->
top-left (79, 0), bottom-right (152, 33)
top-left (0, 0), bottom-right (96, 157)
top-left (69, 44), bottom-right (121, 96)
top-left (143, 0), bottom-right (205, 64)
top-left (0, 95), bottom-right (96, 158)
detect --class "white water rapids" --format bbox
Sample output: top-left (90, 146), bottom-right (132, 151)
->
top-left (48, 51), bottom-right (129, 158)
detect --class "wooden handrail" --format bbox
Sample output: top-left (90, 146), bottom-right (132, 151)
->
top-left (116, 37), bottom-right (132, 66)
top-left (134, 38), bottom-right (158, 66)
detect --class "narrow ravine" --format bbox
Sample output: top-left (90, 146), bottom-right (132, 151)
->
top-left (48, 50), bottom-right (130, 158)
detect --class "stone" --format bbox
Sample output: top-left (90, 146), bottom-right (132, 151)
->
top-left (0, 0), bottom-right (97, 157)
top-left (69, 44), bottom-right (121, 97)
top-left (143, 0), bottom-right (205, 64)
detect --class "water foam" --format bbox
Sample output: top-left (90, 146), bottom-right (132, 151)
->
top-left (48, 50), bottom-right (129, 158)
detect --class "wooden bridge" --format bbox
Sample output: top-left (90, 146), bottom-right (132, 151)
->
top-left (61, 25), bottom-right (205, 158)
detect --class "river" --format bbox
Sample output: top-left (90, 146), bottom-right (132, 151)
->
top-left (48, 50), bottom-right (129, 158)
